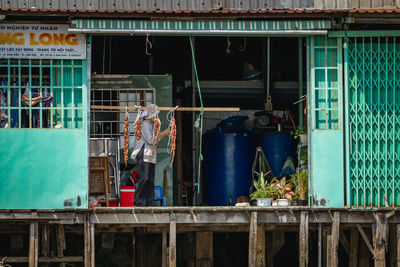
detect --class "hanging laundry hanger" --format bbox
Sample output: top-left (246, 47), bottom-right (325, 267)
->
top-left (145, 34), bottom-right (153, 56)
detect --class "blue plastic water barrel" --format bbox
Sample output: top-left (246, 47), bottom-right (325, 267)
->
top-left (204, 132), bottom-right (257, 206)
top-left (261, 133), bottom-right (295, 177)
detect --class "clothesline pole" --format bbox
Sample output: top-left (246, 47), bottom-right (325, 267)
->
top-left (91, 105), bottom-right (240, 112)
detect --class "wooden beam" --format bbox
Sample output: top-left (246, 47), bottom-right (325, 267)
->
top-left (249, 212), bottom-right (257, 267)
top-left (162, 230), bottom-right (167, 267)
top-left (359, 233), bottom-right (371, 267)
top-left (373, 214), bottom-right (387, 267)
top-left (349, 228), bottom-right (359, 267)
top-left (164, 170), bottom-right (169, 206)
top-left (90, 223), bottom-right (95, 267)
top-left (3, 256), bottom-right (83, 263)
top-left (84, 216), bottom-right (90, 267)
top-left (266, 231), bottom-right (273, 267)
top-left (169, 215), bottom-right (177, 267)
top-left (299, 211), bottom-right (309, 267)
top-left (29, 222), bottom-right (38, 267)
top-left (91, 105), bottom-right (240, 112)
top-left (176, 99), bottom-right (183, 206)
top-left (41, 224), bottom-right (50, 257)
top-left (397, 225), bottom-right (400, 267)
top-left (256, 224), bottom-right (266, 267)
top-left (339, 230), bottom-right (350, 255)
top-left (330, 211), bottom-right (340, 267)
top-left (57, 225), bottom-right (66, 267)
top-left (389, 224), bottom-right (396, 267)
top-left (357, 224), bottom-right (374, 255)
top-left (187, 232), bottom-right (195, 267)
top-left (196, 232), bottom-right (213, 267)
top-left (131, 231), bottom-right (136, 267)
top-left (34, 222), bottom-right (39, 267)
top-left (326, 235), bottom-right (332, 267)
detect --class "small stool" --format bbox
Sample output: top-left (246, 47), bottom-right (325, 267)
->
top-left (154, 185), bottom-right (167, 206)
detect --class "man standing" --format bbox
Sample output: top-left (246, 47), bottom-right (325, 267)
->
top-left (131, 104), bottom-right (170, 206)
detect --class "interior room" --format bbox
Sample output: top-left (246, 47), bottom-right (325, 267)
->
top-left (87, 34), bottom-right (308, 208)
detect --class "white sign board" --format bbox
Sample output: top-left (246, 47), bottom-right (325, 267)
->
top-left (0, 24), bottom-right (86, 59)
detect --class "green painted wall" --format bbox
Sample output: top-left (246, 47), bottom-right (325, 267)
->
top-left (0, 59), bottom-right (88, 209)
top-left (309, 36), bottom-right (345, 208)
top-left (0, 129), bottom-right (88, 209)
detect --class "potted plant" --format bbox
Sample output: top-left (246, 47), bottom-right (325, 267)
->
top-left (269, 177), bottom-right (295, 206)
top-left (293, 126), bottom-right (307, 145)
top-left (290, 170), bottom-right (308, 206)
top-left (250, 172), bottom-right (273, 206)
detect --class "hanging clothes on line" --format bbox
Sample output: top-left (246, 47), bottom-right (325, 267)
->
top-left (10, 82), bottom-right (19, 128)
top-left (0, 81), bottom-right (7, 128)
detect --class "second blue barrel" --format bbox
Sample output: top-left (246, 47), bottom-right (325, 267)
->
top-left (262, 133), bottom-right (295, 177)
top-left (205, 132), bottom-right (257, 206)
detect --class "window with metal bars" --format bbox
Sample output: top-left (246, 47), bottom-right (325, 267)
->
top-left (90, 87), bottom-right (156, 146)
top-left (0, 59), bottom-right (85, 129)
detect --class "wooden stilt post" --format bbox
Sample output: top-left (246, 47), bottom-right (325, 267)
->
top-left (249, 212), bottom-right (257, 267)
top-left (132, 231), bottom-right (136, 267)
top-left (266, 231), bottom-right (273, 267)
top-left (323, 226), bottom-right (329, 266)
top-left (349, 228), bottom-right (359, 267)
top-left (359, 233), bottom-right (371, 267)
top-left (84, 215), bottom-right (90, 267)
top-left (256, 224), bottom-right (266, 267)
top-left (187, 232), bottom-right (195, 267)
top-left (29, 221), bottom-right (38, 267)
top-left (389, 224), bottom-right (396, 267)
top-left (42, 224), bottom-right (50, 257)
top-left (330, 211), bottom-right (340, 267)
top-left (196, 232), bottom-right (213, 267)
top-left (373, 214), bottom-right (387, 267)
top-left (339, 230), bottom-right (350, 255)
top-left (41, 224), bottom-right (50, 267)
top-left (396, 225), bottom-right (400, 267)
top-left (90, 223), bottom-right (95, 267)
top-left (169, 215), bottom-right (177, 267)
top-left (299, 211), bottom-right (309, 267)
top-left (162, 230), bottom-right (168, 267)
top-left (57, 225), bottom-right (66, 267)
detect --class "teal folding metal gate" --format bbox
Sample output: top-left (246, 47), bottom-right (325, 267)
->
top-left (346, 36), bottom-right (400, 207)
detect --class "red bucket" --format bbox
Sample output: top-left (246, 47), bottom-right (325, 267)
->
top-left (120, 186), bottom-right (135, 207)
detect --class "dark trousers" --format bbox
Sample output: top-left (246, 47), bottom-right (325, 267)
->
top-left (134, 147), bottom-right (155, 206)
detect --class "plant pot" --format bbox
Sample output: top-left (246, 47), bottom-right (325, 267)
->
top-left (275, 199), bottom-right (291, 206)
top-left (297, 200), bottom-right (308, 206)
top-left (299, 134), bottom-right (308, 145)
top-left (256, 198), bottom-right (272, 207)
top-left (291, 200), bottom-right (298, 206)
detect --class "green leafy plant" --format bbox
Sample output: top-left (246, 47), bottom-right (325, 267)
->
top-left (289, 170), bottom-right (308, 200)
top-left (292, 125), bottom-right (307, 140)
top-left (269, 177), bottom-right (296, 200)
top-left (299, 146), bottom-right (308, 165)
top-left (250, 172), bottom-right (274, 201)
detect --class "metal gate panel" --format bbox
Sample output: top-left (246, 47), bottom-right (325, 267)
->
top-left (346, 37), bottom-right (400, 207)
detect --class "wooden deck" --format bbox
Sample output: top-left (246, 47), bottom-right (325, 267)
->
top-left (0, 207), bottom-right (399, 267)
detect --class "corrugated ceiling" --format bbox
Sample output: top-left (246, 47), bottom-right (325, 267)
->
top-left (0, 0), bottom-right (399, 11)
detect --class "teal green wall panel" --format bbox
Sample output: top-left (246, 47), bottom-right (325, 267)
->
top-left (310, 36), bottom-right (345, 208)
top-left (310, 131), bottom-right (344, 207)
top-left (0, 129), bottom-right (88, 209)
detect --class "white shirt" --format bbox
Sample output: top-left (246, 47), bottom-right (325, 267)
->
top-left (130, 120), bottom-right (157, 164)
